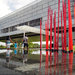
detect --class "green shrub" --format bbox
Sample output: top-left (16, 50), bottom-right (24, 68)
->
top-left (33, 44), bottom-right (40, 48)
top-left (28, 42), bottom-right (34, 48)
top-left (10, 44), bottom-right (14, 49)
top-left (10, 44), bottom-right (14, 47)
top-left (0, 45), bottom-right (6, 49)
top-left (28, 49), bottom-right (34, 54)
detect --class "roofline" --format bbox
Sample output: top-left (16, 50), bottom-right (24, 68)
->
top-left (0, 0), bottom-right (42, 21)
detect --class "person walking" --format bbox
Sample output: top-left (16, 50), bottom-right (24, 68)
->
top-left (10, 38), bottom-right (18, 55)
top-left (22, 36), bottom-right (28, 64)
top-left (6, 36), bottom-right (11, 67)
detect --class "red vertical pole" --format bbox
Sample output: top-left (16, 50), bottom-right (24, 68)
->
top-left (50, 10), bottom-right (53, 75)
top-left (40, 19), bottom-right (42, 73)
top-left (45, 8), bottom-right (50, 75)
top-left (57, 0), bottom-right (60, 75)
top-left (45, 21), bottom-right (49, 75)
top-left (68, 0), bottom-right (73, 53)
top-left (57, 0), bottom-right (60, 56)
top-left (61, 11), bottom-right (64, 51)
top-left (57, 0), bottom-right (60, 50)
top-left (68, 0), bottom-right (73, 75)
top-left (47, 7), bottom-right (50, 33)
top-left (63, 1), bottom-right (67, 75)
top-left (54, 11), bottom-right (57, 75)
top-left (63, 1), bottom-right (66, 50)
top-left (62, 1), bottom-right (65, 74)
top-left (61, 11), bottom-right (64, 75)
top-left (54, 11), bottom-right (57, 65)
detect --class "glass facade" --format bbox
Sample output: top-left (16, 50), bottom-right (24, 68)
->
top-left (0, 0), bottom-right (74, 45)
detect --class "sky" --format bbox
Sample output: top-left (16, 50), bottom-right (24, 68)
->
top-left (0, 0), bottom-right (35, 18)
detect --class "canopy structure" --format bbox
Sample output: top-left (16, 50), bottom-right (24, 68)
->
top-left (16, 25), bottom-right (45, 35)
top-left (0, 25), bottom-right (61, 40)
top-left (16, 25), bottom-right (60, 37)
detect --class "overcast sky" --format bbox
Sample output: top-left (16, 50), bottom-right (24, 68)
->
top-left (0, 0), bottom-right (35, 18)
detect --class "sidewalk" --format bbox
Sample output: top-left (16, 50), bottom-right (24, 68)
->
top-left (0, 58), bottom-right (62, 72)
top-left (0, 58), bottom-right (23, 68)
top-left (15, 61), bottom-right (61, 72)
top-left (0, 58), bottom-right (45, 72)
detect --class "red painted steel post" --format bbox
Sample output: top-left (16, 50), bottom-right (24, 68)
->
top-left (57, 0), bottom-right (60, 75)
top-left (68, 0), bottom-right (73, 75)
top-left (50, 10), bottom-right (53, 75)
top-left (61, 11), bottom-right (64, 75)
top-left (62, 0), bottom-right (65, 68)
top-left (54, 11), bottom-right (57, 75)
top-left (57, 0), bottom-right (60, 50)
top-left (63, 1), bottom-right (67, 75)
top-left (47, 7), bottom-right (50, 34)
top-left (64, 0), bottom-right (67, 52)
top-left (45, 7), bottom-right (50, 75)
top-left (45, 21), bottom-right (49, 75)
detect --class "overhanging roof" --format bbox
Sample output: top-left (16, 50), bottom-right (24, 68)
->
top-left (16, 25), bottom-right (45, 35)
top-left (16, 25), bottom-right (61, 37)
top-left (0, 25), bottom-right (61, 39)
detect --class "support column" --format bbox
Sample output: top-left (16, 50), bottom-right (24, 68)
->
top-left (28, 22), bottom-right (30, 26)
top-left (24, 31), bottom-right (25, 38)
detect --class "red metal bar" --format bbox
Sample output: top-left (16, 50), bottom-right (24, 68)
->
top-left (57, 0), bottom-right (60, 75)
top-left (47, 7), bottom-right (50, 34)
top-left (68, 0), bottom-right (73, 51)
top-left (50, 10), bottom-right (53, 75)
top-left (45, 8), bottom-right (50, 75)
top-left (61, 11), bottom-right (64, 75)
top-left (54, 11), bottom-right (57, 75)
top-left (68, 0), bottom-right (73, 75)
top-left (61, 12), bottom-right (64, 50)
top-left (57, 0), bottom-right (60, 50)
top-left (45, 21), bottom-right (49, 75)
top-left (63, 1), bottom-right (67, 75)
top-left (63, 1), bottom-right (66, 49)
top-left (61, 1), bottom-right (65, 75)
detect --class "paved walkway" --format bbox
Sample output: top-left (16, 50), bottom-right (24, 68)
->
top-left (15, 63), bottom-right (44, 72)
top-left (0, 58), bottom-right (23, 67)
top-left (0, 65), bottom-right (23, 75)
top-left (0, 54), bottom-right (75, 75)
top-left (0, 58), bottom-right (58, 72)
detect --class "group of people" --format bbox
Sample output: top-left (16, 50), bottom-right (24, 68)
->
top-left (6, 36), bottom-right (29, 65)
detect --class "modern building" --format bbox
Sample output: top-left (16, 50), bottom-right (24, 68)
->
top-left (0, 0), bottom-right (74, 45)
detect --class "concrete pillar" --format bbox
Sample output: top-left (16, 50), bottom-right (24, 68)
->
top-left (23, 31), bottom-right (25, 38)
top-left (8, 27), bottom-right (10, 32)
top-left (28, 22), bottom-right (30, 26)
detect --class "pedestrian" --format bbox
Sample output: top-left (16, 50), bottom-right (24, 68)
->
top-left (10, 38), bottom-right (18, 55)
top-left (22, 36), bottom-right (28, 64)
top-left (6, 36), bottom-right (10, 67)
